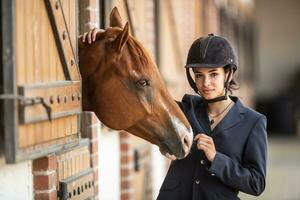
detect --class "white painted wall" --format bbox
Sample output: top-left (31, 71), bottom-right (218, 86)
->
top-left (151, 146), bottom-right (168, 200)
top-left (0, 160), bottom-right (33, 200)
top-left (255, 0), bottom-right (300, 99)
top-left (98, 127), bottom-right (120, 200)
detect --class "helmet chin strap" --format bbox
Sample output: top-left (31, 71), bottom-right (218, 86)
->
top-left (186, 67), bottom-right (232, 104)
top-left (200, 91), bottom-right (228, 103)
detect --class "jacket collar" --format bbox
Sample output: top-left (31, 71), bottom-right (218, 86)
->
top-left (196, 96), bottom-right (246, 136)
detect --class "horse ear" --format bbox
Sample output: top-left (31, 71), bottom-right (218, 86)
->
top-left (112, 22), bottom-right (129, 52)
top-left (110, 7), bottom-right (123, 28)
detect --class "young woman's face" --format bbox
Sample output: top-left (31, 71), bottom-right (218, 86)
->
top-left (193, 67), bottom-right (227, 100)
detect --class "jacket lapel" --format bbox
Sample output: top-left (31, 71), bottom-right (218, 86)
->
top-left (211, 97), bottom-right (245, 136)
top-left (195, 101), bottom-right (212, 135)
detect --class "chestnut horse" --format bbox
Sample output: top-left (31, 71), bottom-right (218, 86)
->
top-left (78, 7), bottom-right (192, 159)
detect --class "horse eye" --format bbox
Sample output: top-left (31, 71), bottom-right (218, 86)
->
top-left (136, 79), bottom-right (149, 88)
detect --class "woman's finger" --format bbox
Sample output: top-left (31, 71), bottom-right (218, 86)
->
top-left (92, 29), bottom-right (98, 42)
top-left (197, 140), bottom-right (211, 149)
top-left (87, 30), bottom-right (93, 44)
top-left (82, 32), bottom-right (88, 42)
top-left (198, 137), bottom-right (213, 146)
top-left (194, 133), bottom-right (205, 141)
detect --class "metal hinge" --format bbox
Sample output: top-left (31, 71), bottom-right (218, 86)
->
top-left (0, 94), bottom-right (52, 120)
top-left (1, 81), bottom-right (81, 124)
top-left (57, 169), bottom-right (94, 200)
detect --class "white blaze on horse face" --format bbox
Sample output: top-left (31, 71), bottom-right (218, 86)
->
top-left (159, 100), bottom-right (193, 142)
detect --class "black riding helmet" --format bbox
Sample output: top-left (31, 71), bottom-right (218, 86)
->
top-left (185, 33), bottom-right (238, 103)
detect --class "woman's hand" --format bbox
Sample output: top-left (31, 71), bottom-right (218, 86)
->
top-left (81, 28), bottom-right (104, 44)
top-left (194, 133), bottom-right (216, 162)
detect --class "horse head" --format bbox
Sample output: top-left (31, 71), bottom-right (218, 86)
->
top-left (78, 7), bottom-right (193, 159)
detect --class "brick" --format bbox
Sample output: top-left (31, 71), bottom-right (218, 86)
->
top-left (90, 0), bottom-right (97, 8)
top-left (33, 154), bottom-right (57, 171)
top-left (34, 190), bottom-right (57, 200)
top-left (120, 168), bottom-right (131, 177)
top-left (120, 131), bottom-right (131, 139)
top-left (120, 143), bottom-right (130, 151)
top-left (121, 192), bottom-right (131, 200)
top-left (81, 112), bottom-right (99, 129)
top-left (81, 113), bottom-right (100, 139)
top-left (34, 173), bottom-right (56, 190)
top-left (121, 155), bottom-right (132, 163)
top-left (90, 140), bottom-right (98, 153)
top-left (90, 112), bottom-right (100, 124)
top-left (88, 10), bottom-right (97, 24)
top-left (93, 169), bottom-right (99, 181)
top-left (91, 154), bottom-right (98, 167)
top-left (94, 184), bottom-right (99, 195)
top-left (121, 180), bottom-right (130, 189)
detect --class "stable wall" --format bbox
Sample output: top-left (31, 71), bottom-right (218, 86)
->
top-left (0, 161), bottom-right (33, 200)
top-left (255, 0), bottom-right (300, 100)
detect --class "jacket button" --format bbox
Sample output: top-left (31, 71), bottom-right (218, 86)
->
top-left (200, 159), bottom-right (206, 165)
top-left (195, 179), bottom-right (200, 184)
top-left (211, 173), bottom-right (215, 176)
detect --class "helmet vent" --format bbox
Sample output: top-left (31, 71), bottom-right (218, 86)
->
top-left (201, 35), bottom-right (214, 59)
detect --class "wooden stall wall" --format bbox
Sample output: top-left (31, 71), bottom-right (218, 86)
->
top-left (9, 0), bottom-right (81, 162)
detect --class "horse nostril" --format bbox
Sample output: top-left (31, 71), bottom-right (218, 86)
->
top-left (183, 135), bottom-right (189, 146)
top-left (182, 134), bottom-right (192, 150)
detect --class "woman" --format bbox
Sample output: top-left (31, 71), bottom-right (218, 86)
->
top-left (82, 31), bottom-right (268, 200)
top-left (157, 34), bottom-right (268, 200)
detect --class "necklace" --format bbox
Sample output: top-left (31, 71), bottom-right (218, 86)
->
top-left (208, 101), bottom-right (233, 125)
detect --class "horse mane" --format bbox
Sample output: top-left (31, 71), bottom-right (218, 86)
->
top-left (127, 37), bottom-right (152, 67)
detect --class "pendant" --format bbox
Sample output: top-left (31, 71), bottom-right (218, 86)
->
top-left (210, 119), bottom-right (214, 125)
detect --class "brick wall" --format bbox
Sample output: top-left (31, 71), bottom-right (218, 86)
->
top-left (32, 112), bottom-right (100, 200)
top-left (119, 130), bottom-right (153, 200)
top-left (81, 112), bottom-right (100, 199)
top-left (33, 155), bottom-right (57, 200)
top-left (119, 131), bottom-right (134, 200)
top-left (78, 0), bottom-right (99, 34)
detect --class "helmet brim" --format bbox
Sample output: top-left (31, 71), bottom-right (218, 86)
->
top-left (185, 63), bottom-right (225, 68)
top-left (185, 63), bottom-right (237, 71)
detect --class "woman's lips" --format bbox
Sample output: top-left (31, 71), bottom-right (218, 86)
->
top-left (202, 89), bottom-right (214, 94)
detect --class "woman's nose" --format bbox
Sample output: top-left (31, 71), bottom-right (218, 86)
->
top-left (203, 76), bottom-right (210, 87)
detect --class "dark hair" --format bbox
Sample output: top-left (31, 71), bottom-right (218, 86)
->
top-left (224, 65), bottom-right (239, 94)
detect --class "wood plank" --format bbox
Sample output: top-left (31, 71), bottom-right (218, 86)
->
top-left (48, 14), bottom-right (57, 82)
top-left (34, 120), bottom-right (42, 144)
top-left (58, 115), bottom-right (65, 139)
top-left (15, 0), bottom-right (26, 85)
top-left (44, 0), bottom-right (80, 80)
top-left (27, 124), bottom-right (36, 146)
top-left (18, 125), bottom-right (28, 148)
top-left (56, 44), bottom-right (64, 81)
top-left (32, 0), bottom-right (41, 84)
top-left (65, 115), bottom-right (71, 136)
top-left (24, 1), bottom-right (34, 84)
top-left (72, 114), bottom-right (78, 135)
top-left (71, 155), bottom-right (75, 176)
top-left (70, 0), bottom-right (76, 51)
top-left (41, 0), bottom-right (49, 82)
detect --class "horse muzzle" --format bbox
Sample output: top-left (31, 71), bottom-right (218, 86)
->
top-left (159, 128), bottom-right (193, 160)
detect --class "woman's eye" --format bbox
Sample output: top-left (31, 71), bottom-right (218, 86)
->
top-left (211, 73), bottom-right (218, 77)
top-left (136, 79), bottom-right (149, 88)
top-left (195, 74), bottom-right (203, 78)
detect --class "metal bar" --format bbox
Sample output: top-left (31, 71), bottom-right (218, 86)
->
top-left (99, 0), bottom-right (106, 29)
top-left (124, 0), bottom-right (136, 37)
top-left (164, 0), bottom-right (183, 68)
top-left (58, 168), bottom-right (94, 200)
top-left (0, 0), bottom-right (3, 155)
top-left (154, 0), bottom-right (160, 67)
top-left (2, 0), bottom-right (18, 163)
top-left (18, 81), bottom-right (81, 124)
